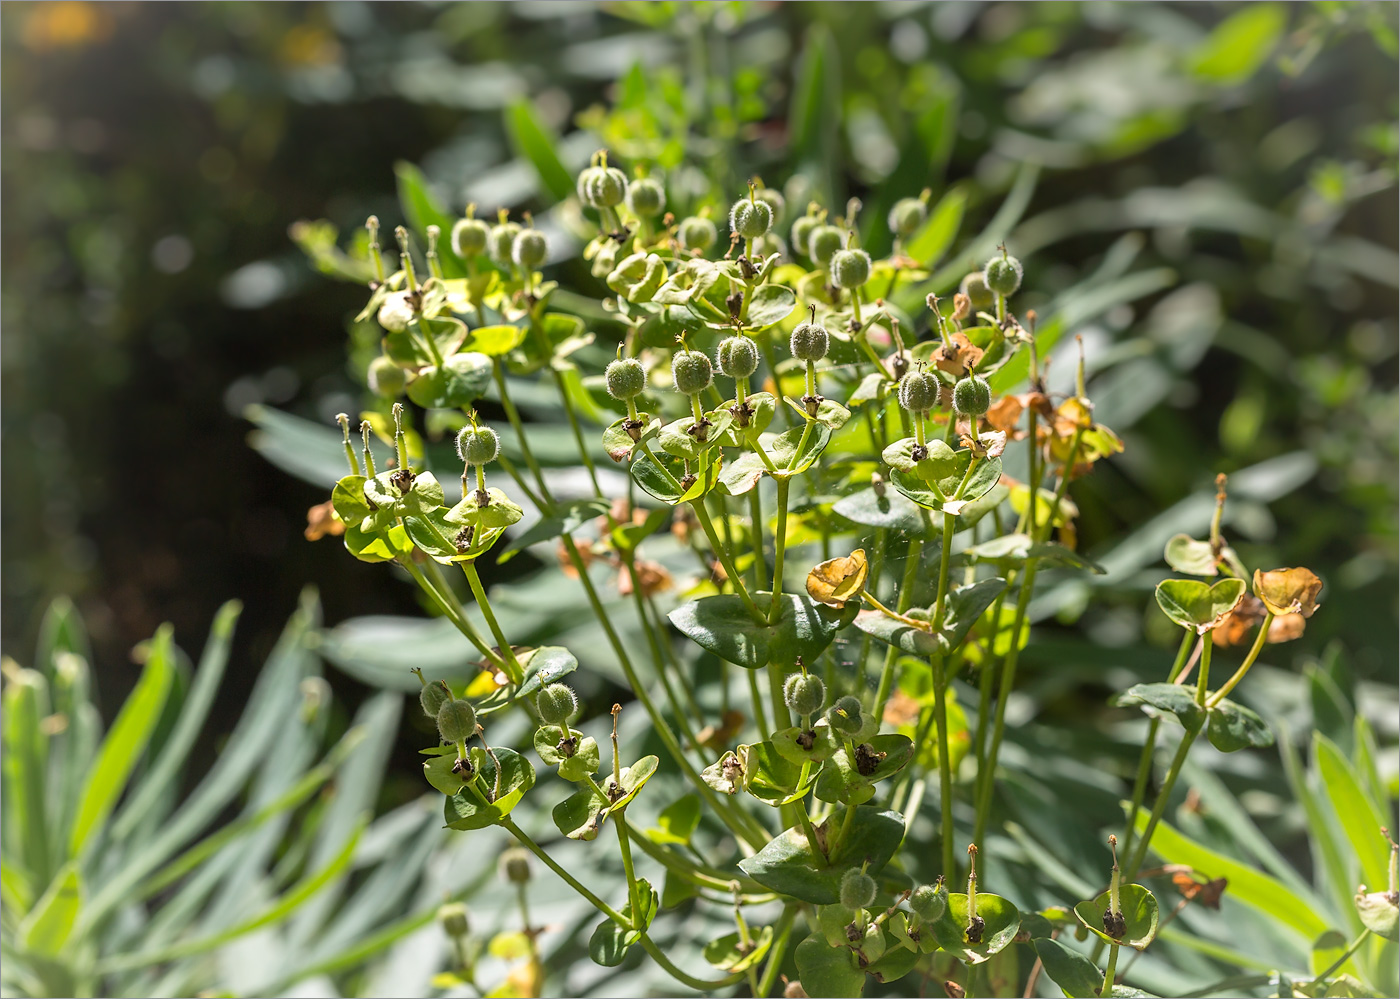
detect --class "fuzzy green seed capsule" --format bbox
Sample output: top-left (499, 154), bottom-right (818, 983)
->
top-left (730, 198), bottom-right (774, 240)
top-left (626, 177), bottom-right (666, 218)
top-left (960, 271), bottom-right (995, 313)
top-left (830, 248), bottom-right (872, 290)
top-left (790, 321), bottom-right (830, 362)
top-left (909, 882), bottom-right (947, 921)
top-left (436, 698), bottom-right (477, 743)
top-left (784, 673), bottom-right (826, 716)
top-left (984, 254), bottom-right (1023, 296)
top-left (605, 356), bottom-right (646, 401)
top-left (367, 355), bottom-right (406, 398)
top-left (889, 197), bottom-right (928, 237)
top-left (377, 291), bottom-right (414, 334)
top-left (672, 349), bottom-right (714, 396)
top-left (717, 335), bottom-right (760, 380)
top-left (536, 683), bottom-right (578, 725)
top-left (582, 166), bottom-right (628, 209)
top-left (790, 215), bottom-right (818, 258)
top-left (438, 902), bottom-right (470, 938)
top-left (755, 187), bottom-right (786, 224)
top-left (452, 217), bottom-right (489, 258)
top-left (808, 225), bottom-right (844, 268)
top-left (898, 370), bottom-right (939, 414)
top-left (512, 228), bottom-right (548, 270)
top-left (488, 222), bottom-right (521, 268)
top-left (677, 216), bottom-right (718, 253)
top-left (419, 679), bottom-right (451, 719)
top-left (499, 847), bottom-right (532, 884)
top-left (827, 695), bottom-right (864, 736)
top-left (839, 868), bottom-right (878, 909)
top-left (953, 375), bottom-right (991, 416)
top-left (457, 425), bottom-right (500, 466)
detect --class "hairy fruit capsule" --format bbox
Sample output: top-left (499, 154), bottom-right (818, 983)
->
top-left (830, 248), bottom-right (872, 289)
top-left (512, 228), bottom-right (548, 270)
top-left (910, 882), bottom-right (948, 921)
top-left (488, 221), bottom-right (521, 268)
top-left (953, 375), bottom-right (991, 416)
top-left (898, 369), bottom-right (940, 414)
top-left (579, 165), bottom-right (628, 209)
top-left (960, 271), bottom-right (995, 313)
top-left (536, 683), bottom-right (578, 725)
top-left (729, 198), bottom-right (774, 240)
top-left (755, 187), bottom-right (786, 224)
top-left (605, 356), bottom-right (647, 401)
top-left (807, 224), bottom-right (844, 267)
top-left (419, 679), bottom-right (451, 719)
top-left (718, 335), bottom-right (760, 380)
top-left (888, 197), bottom-right (928, 237)
top-left (438, 902), bottom-right (470, 938)
top-left (984, 253), bottom-right (1023, 296)
top-left (784, 673), bottom-right (826, 716)
top-left (437, 698), bottom-right (477, 743)
top-left (790, 320), bottom-right (831, 362)
top-left (672, 349), bottom-right (714, 396)
top-left (677, 216), bottom-right (718, 253)
top-left (499, 847), bottom-right (533, 884)
top-left (457, 425), bottom-right (501, 466)
top-left (626, 176), bottom-right (666, 218)
top-left (790, 215), bottom-right (818, 258)
top-left (451, 217), bottom-right (489, 258)
top-left (839, 868), bottom-right (878, 909)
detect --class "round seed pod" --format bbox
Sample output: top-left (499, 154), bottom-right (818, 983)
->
top-left (839, 868), bottom-right (878, 910)
top-left (456, 425), bottom-right (501, 467)
top-left (783, 673), bottom-right (826, 716)
top-left (959, 271), bottom-right (995, 314)
top-left (729, 198), bottom-right (774, 240)
top-left (717, 335), bottom-right (760, 379)
top-left (499, 847), bottom-right (532, 884)
top-left (983, 253), bottom-right (1023, 296)
top-left (953, 375), bottom-right (991, 417)
top-left (583, 166), bottom-right (629, 209)
top-left (677, 216), bottom-right (718, 253)
top-left (626, 177), bottom-right (666, 218)
top-left (790, 215), bottom-right (818, 258)
top-left (377, 291), bottom-right (414, 334)
top-left (830, 248), bottom-right (872, 290)
top-left (897, 369), bottom-right (940, 414)
top-left (488, 221), bottom-right (521, 268)
top-left (755, 187), bottom-right (786, 224)
top-left (827, 695), bottom-right (864, 736)
top-left (672, 349), bottom-right (714, 396)
top-left (789, 321), bottom-right (830, 362)
top-left (909, 883), bottom-right (947, 921)
top-left (436, 698), bottom-right (477, 743)
top-left (576, 166), bottom-right (603, 204)
top-left (419, 679), bottom-right (451, 719)
top-left (536, 683), bottom-right (578, 725)
top-left (888, 197), bottom-right (928, 237)
top-left (368, 355), bottom-right (406, 398)
top-left (808, 225), bottom-right (844, 268)
top-left (512, 228), bottom-right (548, 270)
top-left (438, 902), bottom-right (470, 938)
top-left (605, 356), bottom-right (647, 401)
top-left (452, 217), bottom-right (489, 258)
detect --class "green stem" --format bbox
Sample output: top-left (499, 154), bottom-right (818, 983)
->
top-left (502, 817), bottom-right (626, 925)
top-left (873, 537), bottom-right (923, 715)
top-left (1313, 926), bottom-right (1371, 985)
top-left (636, 935), bottom-right (746, 992)
top-left (932, 652), bottom-right (955, 880)
top-left (973, 564), bottom-right (1035, 851)
top-left (615, 811), bottom-right (644, 927)
top-left (1125, 725), bottom-right (1200, 880)
top-left (549, 365), bottom-right (602, 497)
top-left (493, 361), bottom-right (554, 506)
top-left (1207, 614), bottom-right (1272, 706)
top-left (756, 905), bottom-right (798, 998)
top-left (768, 478), bottom-right (791, 625)
top-left (749, 488), bottom-right (768, 591)
top-left (401, 556), bottom-right (507, 674)
top-left (626, 827), bottom-right (769, 894)
top-left (460, 562), bottom-right (522, 683)
top-left (1102, 942), bottom-right (1120, 995)
top-left (1120, 631), bottom-right (1194, 860)
top-left (691, 498), bottom-right (763, 623)
top-left (1195, 632), bottom-right (1213, 707)
top-left (749, 669), bottom-right (771, 741)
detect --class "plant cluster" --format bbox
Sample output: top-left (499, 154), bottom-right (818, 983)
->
top-left (300, 152), bottom-right (1393, 998)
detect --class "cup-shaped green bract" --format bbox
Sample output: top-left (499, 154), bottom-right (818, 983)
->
top-left (512, 228), bottom-right (548, 270)
top-left (488, 222), bottom-right (521, 268)
top-left (499, 847), bottom-right (533, 884)
top-left (898, 369), bottom-right (939, 414)
top-left (960, 271), bottom-right (995, 313)
top-left (368, 355), bottom-right (406, 398)
top-left (718, 335), bottom-right (760, 380)
top-left (452, 217), bottom-right (489, 257)
top-left (437, 698), bottom-right (477, 743)
top-left (808, 225), bottom-right (844, 267)
top-left (419, 678), bottom-right (451, 719)
top-left (984, 254), bottom-right (1023, 296)
top-left (536, 682), bottom-right (578, 725)
top-left (827, 695), bottom-right (864, 736)
top-left (790, 321), bottom-right (830, 362)
top-left (438, 902), bottom-right (470, 938)
top-left (784, 672), bottom-right (826, 716)
top-left (580, 165), bottom-right (628, 209)
top-left (953, 376), bottom-right (991, 416)
top-left (626, 177), bottom-right (665, 218)
top-left (830, 248), bottom-right (872, 290)
top-left (888, 197), bottom-right (928, 237)
top-left (378, 291), bottom-right (414, 334)
top-left (457, 425), bottom-right (501, 467)
top-left (730, 197), bottom-right (774, 240)
top-left (840, 868), bottom-right (878, 909)
top-left (677, 216), bottom-right (718, 253)
top-left (790, 215), bottom-right (818, 258)
top-left (605, 356), bottom-right (647, 401)
top-left (672, 349), bottom-right (714, 396)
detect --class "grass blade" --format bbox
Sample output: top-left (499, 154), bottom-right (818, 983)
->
top-left (4, 667), bottom-right (52, 887)
top-left (1314, 732), bottom-right (1391, 894)
top-left (504, 98), bottom-right (574, 204)
top-left (18, 863), bottom-right (80, 957)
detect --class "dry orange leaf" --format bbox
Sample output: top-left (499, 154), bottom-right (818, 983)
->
top-left (304, 500), bottom-right (345, 541)
top-left (806, 548), bottom-right (869, 608)
top-left (1253, 567), bottom-right (1323, 619)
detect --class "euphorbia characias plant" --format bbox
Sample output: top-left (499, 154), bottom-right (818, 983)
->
top-left (298, 144), bottom-right (1355, 998)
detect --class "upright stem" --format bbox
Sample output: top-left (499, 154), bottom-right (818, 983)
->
top-left (748, 670), bottom-right (770, 741)
top-left (931, 511), bottom-right (957, 879)
top-left (973, 565), bottom-right (1035, 850)
top-left (401, 556), bottom-right (507, 674)
top-left (1102, 943), bottom-right (1121, 994)
top-left (460, 562), bottom-right (522, 682)
top-left (493, 362), bottom-right (554, 506)
top-left (768, 478), bottom-right (791, 625)
top-left (873, 537), bottom-right (923, 715)
top-left (1125, 726), bottom-right (1200, 880)
top-left (549, 366), bottom-right (602, 497)
top-left (748, 488), bottom-right (768, 591)
top-left (502, 817), bottom-right (625, 925)
top-left (691, 498), bottom-right (763, 623)
top-left (1194, 633), bottom-right (1213, 707)
top-left (1207, 615), bottom-right (1272, 706)
top-left (1121, 630), bottom-right (1194, 860)
top-left (615, 812), bottom-right (644, 926)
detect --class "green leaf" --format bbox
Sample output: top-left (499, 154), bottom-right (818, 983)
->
top-left (704, 925), bottom-right (774, 972)
top-left (668, 591), bottom-right (854, 670)
top-left (814, 735), bottom-right (914, 805)
top-left (70, 627), bottom-right (175, 856)
top-left (905, 187), bottom-right (967, 268)
top-left (4, 669), bottom-right (51, 885)
top-left (964, 533), bottom-right (1105, 573)
top-left (465, 323), bottom-right (528, 357)
top-left (940, 578), bottom-right (1006, 651)
top-left (931, 892), bottom-right (1020, 964)
top-left (497, 499), bottom-right (610, 563)
top-left (1190, 3), bottom-right (1287, 84)
top-left (1073, 885), bottom-right (1159, 950)
top-left (852, 609), bottom-right (940, 655)
top-left (394, 162), bottom-right (464, 277)
top-left (602, 415), bottom-right (660, 463)
top-left (1033, 937), bottom-right (1103, 999)
top-left (331, 475), bottom-right (372, 524)
top-left (1130, 812), bottom-right (1330, 943)
top-left (833, 485), bottom-right (929, 534)
top-left (716, 392), bottom-right (777, 445)
top-left (794, 933), bottom-right (865, 999)
top-left (588, 880), bottom-right (658, 966)
top-left (504, 98), bottom-right (574, 203)
top-left (553, 784), bottom-right (608, 841)
top-left (659, 410), bottom-right (735, 461)
top-left (1163, 534), bottom-right (1218, 576)
top-left (385, 315), bottom-right (470, 368)
top-left (1315, 732), bottom-right (1391, 897)
top-left (442, 748), bottom-right (536, 830)
top-left (783, 394), bottom-right (852, 431)
top-left (630, 450), bottom-right (721, 504)
top-left (19, 864), bottom-right (81, 956)
top-left (743, 741), bottom-right (809, 805)
top-left (745, 284), bottom-right (797, 331)
top-left (648, 795), bottom-right (701, 846)
top-left (890, 451), bottom-right (1002, 514)
top-left (1205, 698), bottom-right (1274, 752)
top-left (1354, 890), bottom-right (1399, 942)
top-left (1154, 578), bottom-right (1245, 635)
top-left (738, 807), bottom-right (904, 904)
top-left (1114, 682), bottom-right (1205, 732)
top-left (516, 646), bottom-right (579, 697)
top-left (405, 352), bottom-right (493, 409)
top-left (422, 753), bottom-right (468, 796)
top-left (601, 755), bottom-right (660, 812)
